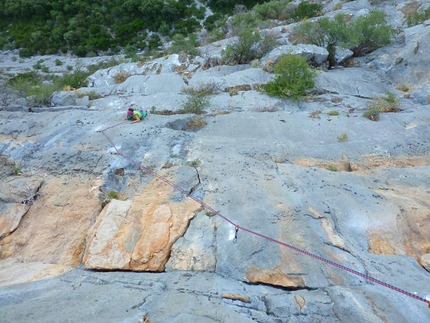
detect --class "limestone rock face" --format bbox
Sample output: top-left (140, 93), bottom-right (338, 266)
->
top-left (166, 212), bottom-right (217, 271)
top-left (245, 267), bottom-right (306, 289)
top-left (83, 177), bottom-right (200, 271)
top-left (0, 258), bottom-right (72, 287)
top-left (1, 1), bottom-right (430, 321)
top-left (0, 176), bottom-right (101, 266)
top-left (0, 177), bottom-right (41, 239)
top-left (420, 253), bottom-right (430, 272)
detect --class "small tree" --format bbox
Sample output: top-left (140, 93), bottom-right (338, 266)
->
top-left (291, 11), bottom-right (394, 59)
top-left (167, 34), bottom-right (199, 56)
top-left (264, 54), bottom-right (318, 99)
top-left (222, 28), bottom-right (276, 65)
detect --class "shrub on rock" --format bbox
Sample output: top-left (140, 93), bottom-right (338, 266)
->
top-left (263, 54), bottom-right (318, 99)
top-left (222, 28), bottom-right (276, 65)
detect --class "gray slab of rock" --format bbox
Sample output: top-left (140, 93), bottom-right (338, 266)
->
top-left (51, 91), bottom-right (78, 106)
top-left (315, 68), bottom-right (390, 98)
top-left (113, 74), bottom-right (186, 95)
top-left (209, 91), bottom-right (282, 113)
top-left (386, 24), bottom-right (430, 87)
top-left (166, 212), bottom-right (217, 271)
top-left (261, 44), bottom-right (329, 67)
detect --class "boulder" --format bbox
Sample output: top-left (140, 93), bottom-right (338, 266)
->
top-left (51, 91), bottom-right (78, 106)
top-left (315, 68), bottom-right (390, 98)
top-left (83, 173), bottom-right (201, 271)
top-left (260, 44), bottom-right (329, 69)
top-left (335, 47), bottom-right (354, 65)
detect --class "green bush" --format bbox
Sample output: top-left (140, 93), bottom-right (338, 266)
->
top-left (180, 93), bottom-right (210, 114)
top-left (167, 33), bottom-right (199, 55)
top-left (367, 91), bottom-right (400, 113)
top-left (222, 28), bottom-right (276, 65)
top-left (230, 11), bottom-right (268, 34)
top-left (348, 11), bottom-right (394, 56)
top-left (291, 1), bottom-right (323, 20)
top-left (363, 109), bottom-right (380, 121)
top-left (254, 1), bottom-right (286, 20)
top-left (124, 44), bottom-right (138, 58)
top-left (8, 71), bottom-right (57, 107)
top-left (27, 83), bottom-right (57, 107)
top-left (337, 133), bottom-right (348, 142)
top-left (108, 190), bottom-right (119, 199)
top-left (54, 68), bottom-right (90, 89)
top-left (263, 54), bottom-right (318, 99)
top-left (326, 164), bottom-right (339, 172)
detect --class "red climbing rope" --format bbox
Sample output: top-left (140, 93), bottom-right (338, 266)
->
top-left (98, 123), bottom-right (429, 307)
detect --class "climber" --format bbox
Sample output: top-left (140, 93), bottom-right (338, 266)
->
top-left (125, 107), bottom-right (146, 124)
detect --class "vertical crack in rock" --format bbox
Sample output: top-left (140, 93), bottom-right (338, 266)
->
top-left (21, 181), bottom-right (43, 205)
top-left (188, 166), bottom-right (201, 195)
top-left (213, 223), bottom-right (218, 272)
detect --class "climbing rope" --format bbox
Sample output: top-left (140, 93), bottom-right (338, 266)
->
top-left (98, 123), bottom-right (429, 308)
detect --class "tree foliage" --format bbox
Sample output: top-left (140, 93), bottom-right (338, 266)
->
top-left (263, 54), bottom-right (318, 99)
top-left (291, 11), bottom-right (394, 58)
top-left (222, 28), bottom-right (276, 65)
top-left (0, 0), bottom-right (212, 57)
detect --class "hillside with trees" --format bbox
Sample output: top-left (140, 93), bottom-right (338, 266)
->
top-left (0, 0), bottom-right (326, 58)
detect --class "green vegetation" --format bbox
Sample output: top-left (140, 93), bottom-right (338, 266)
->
top-left (0, 0), bottom-right (210, 57)
top-left (205, 210), bottom-right (216, 217)
top-left (328, 110), bottom-right (339, 116)
top-left (180, 93), bottom-right (211, 114)
top-left (186, 158), bottom-right (202, 168)
top-left (291, 0), bottom-right (323, 20)
top-left (362, 93), bottom-right (399, 121)
top-left (363, 109), bottom-right (380, 121)
top-left (182, 80), bottom-right (223, 96)
top-left (98, 190), bottom-right (120, 206)
top-left (13, 164), bottom-right (21, 175)
top-left (368, 91), bottom-right (400, 113)
top-left (337, 133), bottom-right (348, 142)
top-left (3, 59), bottom-right (122, 108)
top-left (0, 0), bottom-right (325, 58)
top-left (222, 28), bottom-right (276, 64)
top-left (396, 84), bottom-right (409, 92)
top-left (185, 116), bottom-right (208, 130)
top-left (291, 10), bottom-right (394, 66)
top-left (406, 7), bottom-right (430, 27)
top-left (162, 161), bottom-right (175, 169)
top-left (326, 164), bottom-right (339, 172)
top-left (166, 34), bottom-right (199, 56)
top-left (263, 54), bottom-right (318, 99)
top-left (108, 190), bottom-right (119, 199)
top-left (229, 0), bottom-right (322, 33)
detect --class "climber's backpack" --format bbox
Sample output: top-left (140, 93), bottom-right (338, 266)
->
top-left (139, 110), bottom-right (147, 118)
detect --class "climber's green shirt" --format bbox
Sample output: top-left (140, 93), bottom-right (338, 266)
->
top-left (133, 110), bottom-right (142, 118)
